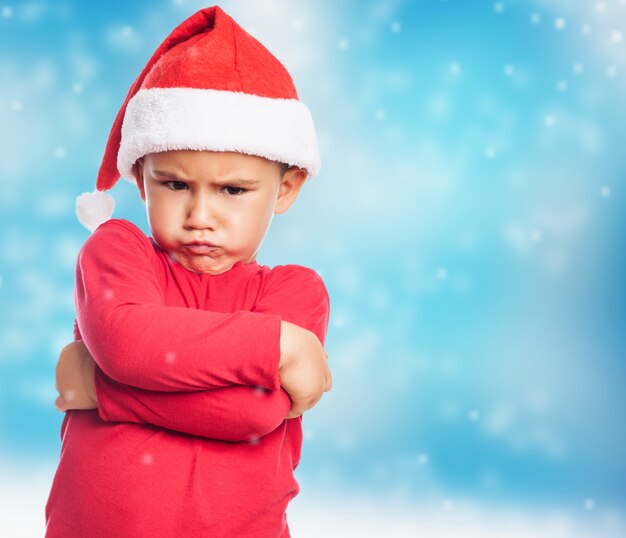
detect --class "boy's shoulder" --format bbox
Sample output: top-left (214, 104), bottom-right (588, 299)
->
top-left (92, 218), bottom-right (148, 239)
top-left (262, 263), bottom-right (330, 305)
top-left (79, 218), bottom-right (157, 264)
top-left (268, 263), bottom-right (326, 287)
top-left (83, 218), bottom-right (151, 249)
top-left (259, 264), bottom-right (331, 343)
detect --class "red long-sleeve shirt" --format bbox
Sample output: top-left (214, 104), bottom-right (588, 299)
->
top-left (45, 219), bottom-right (330, 537)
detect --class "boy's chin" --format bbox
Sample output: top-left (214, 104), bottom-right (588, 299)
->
top-left (168, 252), bottom-right (237, 275)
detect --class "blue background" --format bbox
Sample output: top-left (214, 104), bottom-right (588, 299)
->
top-left (1, 0), bottom-right (625, 535)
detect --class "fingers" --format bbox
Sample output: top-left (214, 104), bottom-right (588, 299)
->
top-left (286, 398), bottom-right (315, 419)
top-left (287, 387), bottom-right (326, 419)
top-left (323, 352), bottom-right (332, 391)
top-left (54, 395), bottom-right (67, 412)
top-left (324, 371), bottom-right (333, 392)
top-left (287, 363), bottom-right (333, 419)
top-left (282, 346), bottom-right (332, 420)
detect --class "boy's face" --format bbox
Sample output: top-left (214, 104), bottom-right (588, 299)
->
top-left (134, 150), bottom-right (307, 275)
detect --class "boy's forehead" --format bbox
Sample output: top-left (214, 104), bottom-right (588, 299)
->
top-left (143, 150), bottom-right (281, 178)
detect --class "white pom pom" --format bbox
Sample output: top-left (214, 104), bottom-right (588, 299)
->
top-left (76, 191), bottom-right (115, 232)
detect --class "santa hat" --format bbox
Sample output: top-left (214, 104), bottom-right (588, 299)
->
top-left (77, 5), bottom-right (320, 232)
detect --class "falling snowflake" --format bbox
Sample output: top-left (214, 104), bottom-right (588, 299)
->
top-left (338, 38), bottom-right (349, 51)
top-left (253, 386), bottom-right (267, 396)
top-left (583, 498), bottom-right (595, 510)
top-left (554, 18), bottom-right (566, 30)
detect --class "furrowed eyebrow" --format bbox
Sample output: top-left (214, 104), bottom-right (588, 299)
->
top-left (216, 178), bottom-right (260, 187)
top-left (152, 170), bottom-right (260, 187)
top-left (153, 170), bottom-right (187, 180)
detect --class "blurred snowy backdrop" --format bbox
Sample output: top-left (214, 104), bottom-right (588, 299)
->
top-left (1, 0), bottom-right (625, 536)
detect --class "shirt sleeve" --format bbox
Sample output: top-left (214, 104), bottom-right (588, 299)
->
top-left (95, 369), bottom-right (292, 441)
top-left (75, 219), bottom-right (282, 392)
top-left (93, 264), bottom-right (331, 440)
top-left (252, 264), bottom-right (330, 347)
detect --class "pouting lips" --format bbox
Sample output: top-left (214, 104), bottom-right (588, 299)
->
top-left (183, 243), bottom-right (218, 254)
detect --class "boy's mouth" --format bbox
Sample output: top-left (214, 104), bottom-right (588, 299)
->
top-left (183, 242), bottom-right (218, 255)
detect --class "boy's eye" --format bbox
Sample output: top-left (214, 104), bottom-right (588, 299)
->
top-left (165, 180), bottom-right (188, 190)
top-left (223, 186), bottom-right (246, 196)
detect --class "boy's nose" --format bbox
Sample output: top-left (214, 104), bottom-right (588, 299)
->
top-left (184, 193), bottom-right (217, 230)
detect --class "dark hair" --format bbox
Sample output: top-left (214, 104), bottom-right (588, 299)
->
top-left (278, 162), bottom-right (290, 176)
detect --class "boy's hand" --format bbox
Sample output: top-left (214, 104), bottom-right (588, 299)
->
top-left (278, 321), bottom-right (332, 419)
top-left (54, 341), bottom-right (98, 412)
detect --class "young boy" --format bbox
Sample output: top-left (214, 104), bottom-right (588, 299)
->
top-left (45, 6), bottom-right (332, 537)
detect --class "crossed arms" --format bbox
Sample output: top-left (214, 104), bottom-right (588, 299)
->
top-left (54, 219), bottom-right (332, 442)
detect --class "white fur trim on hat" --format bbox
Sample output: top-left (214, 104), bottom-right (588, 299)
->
top-left (76, 190), bottom-right (115, 232)
top-left (117, 88), bottom-right (321, 182)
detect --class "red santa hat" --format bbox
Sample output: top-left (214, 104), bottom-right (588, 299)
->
top-left (77, 5), bottom-right (320, 232)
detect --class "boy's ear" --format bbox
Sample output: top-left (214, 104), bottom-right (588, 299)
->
top-left (275, 167), bottom-right (308, 214)
top-left (133, 158), bottom-right (146, 201)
